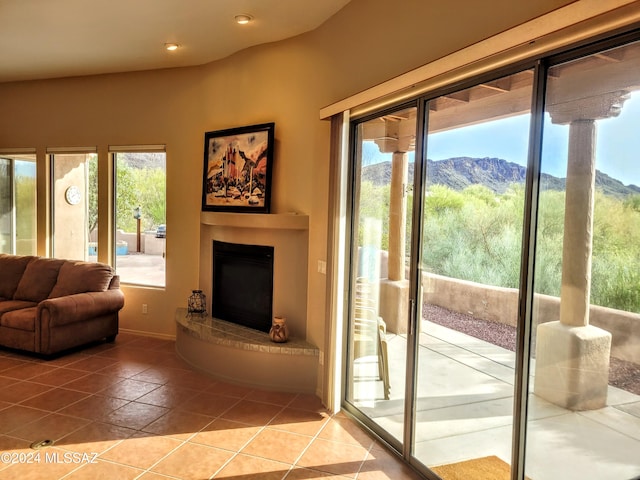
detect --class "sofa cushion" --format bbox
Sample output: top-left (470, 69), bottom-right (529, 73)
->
top-left (13, 258), bottom-right (65, 302)
top-left (0, 254), bottom-right (35, 299)
top-left (0, 306), bottom-right (37, 332)
top-left (0, 299), bottom-right (39, 316)
top-left (48, 261), bottom-right (114, 298)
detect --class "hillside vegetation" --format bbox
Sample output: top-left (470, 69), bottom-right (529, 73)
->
top-left (359, 158), bottom-right (640, 313)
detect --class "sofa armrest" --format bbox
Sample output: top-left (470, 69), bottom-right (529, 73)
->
top-left (38, 289), bottom-right (125, 327)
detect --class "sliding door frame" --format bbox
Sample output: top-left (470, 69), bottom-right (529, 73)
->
top-left (342, 100), bottom-right (420, 455)
top-left (341, 26), bottom-right (640, 480)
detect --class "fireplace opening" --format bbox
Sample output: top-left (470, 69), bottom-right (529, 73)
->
top-left (212, 240), bottom-right (274, 333)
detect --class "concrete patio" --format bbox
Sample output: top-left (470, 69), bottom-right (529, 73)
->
top-left (352, 320), bottom-right (640, 480)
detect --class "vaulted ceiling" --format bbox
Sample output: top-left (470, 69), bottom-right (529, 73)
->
top-left (0, 0), bottom-right (351, 83)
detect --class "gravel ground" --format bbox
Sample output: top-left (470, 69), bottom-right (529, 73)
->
top-left (423, 303), bottom-right (640, 396)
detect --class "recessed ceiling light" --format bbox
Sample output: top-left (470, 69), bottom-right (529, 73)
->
top-left (235, 14), bottom-right (253, 25)
top-left (165, 43), bottom-right (179, 51)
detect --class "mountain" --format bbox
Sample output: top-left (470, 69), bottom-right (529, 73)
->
top-left (361, 157), bottom-right (640, 197)
top-left (118, 152), bottom-right (166, 169)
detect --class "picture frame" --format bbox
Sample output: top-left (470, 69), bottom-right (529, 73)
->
top-left (202, 122), bottom-right (275, 213)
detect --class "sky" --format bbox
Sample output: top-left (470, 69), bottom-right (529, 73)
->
top-left (427, 90), bottom-right (640, 187)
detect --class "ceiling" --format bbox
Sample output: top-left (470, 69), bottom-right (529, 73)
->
top-left (0, 0), bottom-right (351, 83)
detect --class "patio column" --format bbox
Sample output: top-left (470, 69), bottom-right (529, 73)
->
top-left (534, 91), bottom-right (628, 410)
top-left (375, 130), bottom-right (412, 334)
top-left (388, 151), bottom-right (408, 282)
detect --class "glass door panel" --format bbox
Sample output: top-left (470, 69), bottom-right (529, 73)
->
top-left (414, 71), bottom-right (533, 472)
top-left (346, 106), bottom-right (417, 444)
top-left (526, 40), bottom-right (640, 480)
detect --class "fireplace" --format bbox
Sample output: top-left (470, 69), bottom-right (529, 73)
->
top-left (212, 240), bottom-right (274, 333)
top-left (200, 212), bottom-right (309, 341)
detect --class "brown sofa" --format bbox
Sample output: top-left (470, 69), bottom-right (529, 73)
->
top-left (0, 254), bottom-right (124, 356)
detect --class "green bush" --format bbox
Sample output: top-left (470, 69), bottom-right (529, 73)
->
top-left (89, 153), bottom-right (166, 235)
top-left (357, 178), bottom-right (640, 313)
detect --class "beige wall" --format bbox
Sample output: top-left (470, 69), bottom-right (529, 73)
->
top-left (0, 0), bottom-right (577, 393)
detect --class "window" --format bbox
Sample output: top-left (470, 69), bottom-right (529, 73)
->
top-left (0, 153), bottom-right (36, 255)
top-left (50, 151), bottom-right (98, 261)
top-left (112, 148), bottom-right (166, 287)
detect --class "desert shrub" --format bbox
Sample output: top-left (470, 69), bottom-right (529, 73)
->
top-left (422, 184), bottom-right (640, 312)
top-left (532, 189), bottom-right (565, 296)
top-left (591, 191), bottom-right (640, 312)
top-left (357, 181), bottom-right (390, 250)
top-left (423, 184), bottom-right (524, 288)
top-left (425, 184), bottom-right (465, 214)
top-left (591, 255), bottom-right (640, 312)
top-left (358, 178), bottom-right (640, 312)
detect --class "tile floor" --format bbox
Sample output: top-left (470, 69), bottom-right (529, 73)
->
top-left (0, 333), bottom-right (422, 480)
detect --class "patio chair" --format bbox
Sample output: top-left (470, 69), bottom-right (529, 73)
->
top-left (353, 278), bottom-right (390, 400)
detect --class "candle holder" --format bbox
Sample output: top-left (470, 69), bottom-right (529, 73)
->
top-left (187, 289), bottom-right (207, 316)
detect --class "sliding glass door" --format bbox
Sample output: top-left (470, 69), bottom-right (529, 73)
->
top-left (525, 39), bottom-right (640, 480)
top-left (344, 32), bottom-right (640, 480)
top-left (414, 70), bottom-right (534, 473)
top-left (345, 105), bottom-right (416, 445)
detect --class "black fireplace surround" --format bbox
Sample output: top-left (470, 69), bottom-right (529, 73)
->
top-left (212, 240), bottom-right (274, 333)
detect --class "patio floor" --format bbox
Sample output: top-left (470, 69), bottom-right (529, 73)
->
top-left (352, 321), bottom-right (640, 480)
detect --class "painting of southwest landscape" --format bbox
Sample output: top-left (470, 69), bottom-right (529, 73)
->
top-left (202, 123), bottom-right (274, 213)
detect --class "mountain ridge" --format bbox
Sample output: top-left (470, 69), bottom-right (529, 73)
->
top-left (361, 157), bottom-right (640, 197)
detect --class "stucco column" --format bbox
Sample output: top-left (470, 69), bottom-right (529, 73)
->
top-left (374, 127), bottom-right (413, 334)
top-left (53, 155), bottom-right (88, 261)
top-left (559, 119), bottom-right (596, 327)
top-left (534, 91), bottom-right (628, 411)
top-left (388, 151), bottom-right (408, 281)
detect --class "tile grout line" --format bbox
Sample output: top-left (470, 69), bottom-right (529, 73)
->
top-left (281, 407), bottom-right (340, 479)
top-left (128, 390), bottom-right (253, 479)
top-left (206, 394), bottom-right (299, 479)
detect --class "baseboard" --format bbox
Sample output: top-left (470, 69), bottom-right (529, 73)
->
top-left (119, 328), bottom-right (176, 341)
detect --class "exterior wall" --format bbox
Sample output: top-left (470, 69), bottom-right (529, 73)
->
top-left (53, 155), bottom-right (87, 260)
top-left (0, 0), bottom-right (580, 396)
top-left (423, 272), bottom-right (640, 363)
top-left (423, 273), bottom-right (520, 326)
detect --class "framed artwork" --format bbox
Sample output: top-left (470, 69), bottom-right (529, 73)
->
top-left (202, 122), bottom-right (275, 213)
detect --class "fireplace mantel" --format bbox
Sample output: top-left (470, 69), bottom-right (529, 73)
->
top-left (200, 212), bottom-right (308, 230)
